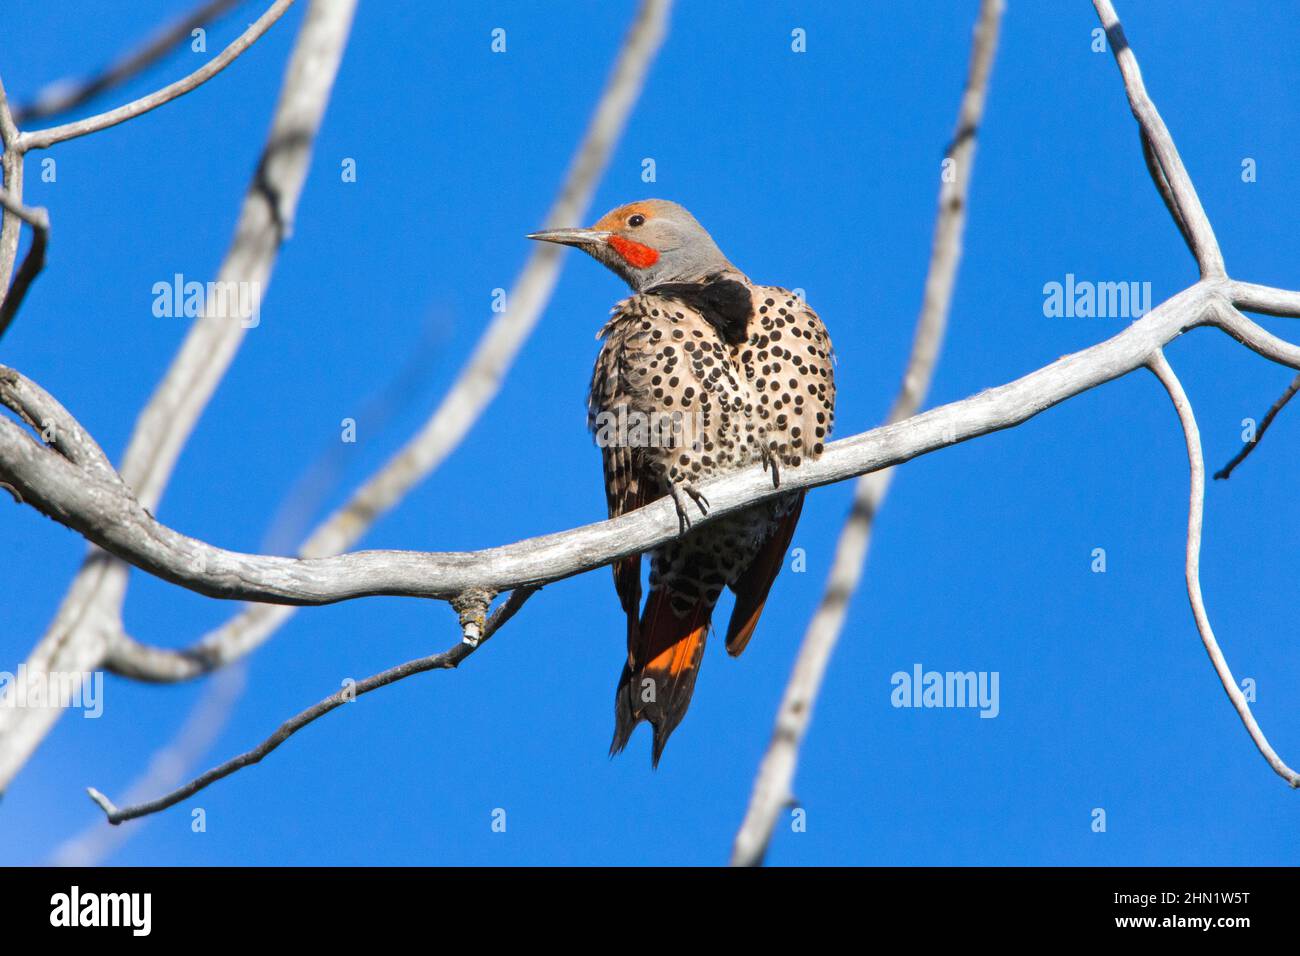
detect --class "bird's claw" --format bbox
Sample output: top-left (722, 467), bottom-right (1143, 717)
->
top-left (759, 442), bottom-right (781, 489)
top-left (668, 481), bottom-right (710, 534)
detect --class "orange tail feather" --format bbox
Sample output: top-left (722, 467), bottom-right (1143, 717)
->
top-left (611, 588), bottom-right (712, 767)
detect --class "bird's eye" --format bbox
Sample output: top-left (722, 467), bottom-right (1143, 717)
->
top-left (628, 214), bottom-right (646, 228)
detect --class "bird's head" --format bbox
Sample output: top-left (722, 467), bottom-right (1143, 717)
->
top-left (527, 199), bottom-right (733, 291)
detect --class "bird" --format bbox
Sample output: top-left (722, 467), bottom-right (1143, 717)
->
top-left (528, 199), bottom-right (835, 766)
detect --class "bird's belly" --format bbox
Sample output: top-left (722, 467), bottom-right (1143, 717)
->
top-left (648, 494), bottom-right (799, 613)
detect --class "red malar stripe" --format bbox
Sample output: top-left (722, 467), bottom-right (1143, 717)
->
top-left (608, 235), bottom-right (660, 269)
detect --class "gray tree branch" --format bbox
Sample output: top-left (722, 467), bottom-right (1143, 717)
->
top-left (50, 663), bottom-right (248, 863)
top-left (0, 0), bottom-right (357, 794)
top-left (4, 281), bottom-right (1299, 611)
top-left (0, 74), bottom-right (25, 307)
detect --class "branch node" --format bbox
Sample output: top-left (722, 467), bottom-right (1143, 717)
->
top-left (452, 588), bottom-right (496, 647)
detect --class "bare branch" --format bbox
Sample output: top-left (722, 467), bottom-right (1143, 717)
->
top-left (1213, 302), bottom-right (1300, 370)
top-left (0, 0), bottom-right (357, 794)
top-left (0, 364), bottom-right (120, 482)
top-left (103, 0), bottom-right (675, 683)
top-left (89, 587), bottom-right (537, 824)
top-left (107, 603), bottom-right (291, 682)
top-left (0, 188), bottom-right (51, 340)
top-left (731, 0), bottom-right (1005, 868)
top-left (4, 279), bottom-right (1270, 609)
top-left (1213, 373), bottom-right (1300, 480)
top-left (1139, 127), bottom-right (1195, 259)
top-left (16, 0), bottom-right (296, 152)
top-left (56, 388), bottom-right (410, 857)
top-left (14, 0), bottom-right (245, 126)
top-left (1146, 350), bottom-right (1300, 787)
top-left (0, 74), bottom-right (17, 157)
top-left (0, 190), bottom-right (49, 235)
top-left (0, 73), bottom-right (24, 301)
top-left (1200, 304), bottom-right (1300, 486)
top-left (1231, 280), bottom-right (1300, 319)
top-left (1092, 0), bottom-right (1225, 277)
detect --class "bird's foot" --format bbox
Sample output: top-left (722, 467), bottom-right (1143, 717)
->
top-left (667, 480), bottom-right (710, 534)
top-left (759, 442), bottom-right (781, 489)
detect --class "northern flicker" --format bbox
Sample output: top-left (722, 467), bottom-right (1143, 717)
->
top-left (528, 199), bottom-right (836, 765)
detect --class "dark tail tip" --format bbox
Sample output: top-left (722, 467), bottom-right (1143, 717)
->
top-left (650, 726), bottom-right (670, 769)
top-left (609, 664), bottom-right (636, 757)
top-left (609, 661), bottom-right (686, 769)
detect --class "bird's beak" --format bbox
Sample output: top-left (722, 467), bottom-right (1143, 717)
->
top-left (525, 227), bottom-right (612, 248)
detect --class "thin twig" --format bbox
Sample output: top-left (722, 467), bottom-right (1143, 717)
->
top-left (14, 0), bottom-right (246, 126)
top-left (1213, 373), bottom-right (1300, 480)
top-left (17, 0), bottom-right (295, 152)
top-left (0, 188), bottom-right (50, 340)
top-left (731, 0), bottom-right (1005, 867)
top-left (1146, 350), bottom-right (1299, 787)
top-left (88, 587), bottom-right (538, 824)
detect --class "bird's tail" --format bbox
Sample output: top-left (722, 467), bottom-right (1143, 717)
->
top-left (610, 586), bottom-right (713, 767)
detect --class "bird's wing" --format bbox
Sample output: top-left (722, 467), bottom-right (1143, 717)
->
top-left (794, 295), bottom-right (836, 449)
top-left (589, 297), bottom-right (655, 636)
top-left (725, 288), bottom-right (835, 653)
top-left (766, 288), bottom-right (836, 467)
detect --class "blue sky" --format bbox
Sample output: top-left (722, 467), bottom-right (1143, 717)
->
top-left (3, 1), bottom-right (1299, 866)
